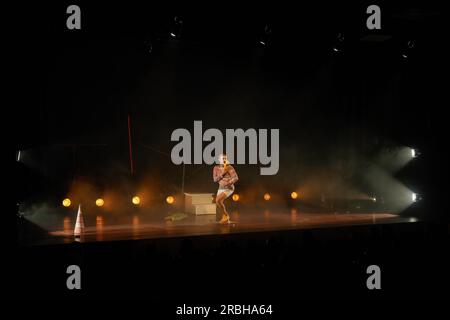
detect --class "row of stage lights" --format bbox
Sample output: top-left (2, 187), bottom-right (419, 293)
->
top-left (61, 192), bottom-right (301, 208)
top-left (21, 146), bottom-right (420, 208)
top-left (62, 195), bottom-right (175, 208)
top-left (164, 16), bottom-right (416, 60)
top-left (61, 188), bottom-right (420, 209)
top-left (59, 144), bottom-right (421, 209)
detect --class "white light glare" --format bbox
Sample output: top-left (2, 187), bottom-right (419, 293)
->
top-left (412, 193), bottom-right (417, 202)
top-left (16, 150), bottom-right (21, 162)
top-left (411, 148), bottom-right (416, 158)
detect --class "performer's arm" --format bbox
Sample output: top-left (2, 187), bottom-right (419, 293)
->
top-left (213, 167), bottom-right (223, 182)
top-left (225, 166), bottom-right (238, 185)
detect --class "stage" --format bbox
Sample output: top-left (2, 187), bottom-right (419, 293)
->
top-left (20, 206), bottom-right (415, 246)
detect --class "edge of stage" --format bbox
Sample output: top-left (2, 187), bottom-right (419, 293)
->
top-left (18, 205), bottom-right (416, 246)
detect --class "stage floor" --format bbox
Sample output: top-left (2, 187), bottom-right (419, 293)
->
top-left (20, 206), bottom-right (415, 246)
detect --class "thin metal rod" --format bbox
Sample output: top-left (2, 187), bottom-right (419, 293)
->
top-left (127, 114), bottom-right (134, 175)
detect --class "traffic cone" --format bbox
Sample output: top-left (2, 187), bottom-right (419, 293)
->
top-left (74, 204), bottom-right (85, 237)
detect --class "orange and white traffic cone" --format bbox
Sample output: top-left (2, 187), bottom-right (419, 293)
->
top-left (74, 204), bottom-right (85, 237)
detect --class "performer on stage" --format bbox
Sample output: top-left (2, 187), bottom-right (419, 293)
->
top-left (213, 154), bottom-right (239, 224)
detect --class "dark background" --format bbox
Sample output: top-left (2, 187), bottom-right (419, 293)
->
top-left (15, 1), bottom-right (446, 218)
top-left (9, 0), bottom-right (449, 302)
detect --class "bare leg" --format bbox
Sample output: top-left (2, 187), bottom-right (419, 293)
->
top-left (216, 192), bottom-right (229, 223)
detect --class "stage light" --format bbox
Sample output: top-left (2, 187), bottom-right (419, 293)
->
top-left (402, 40), bottom-right (415, 60)
top-left (62, 198), bottom-right (71, 207)
top-left (145, 39), bottom-right (153, 54)
top-left (232, 194), bottom-right (240, 201)
top-left (132, 196), bottom-right (141, 205)
top-left (372, 197), bottom-right (377, 202)
top-left (95, 198), bottom-right (104, 207)
top-left (16, 150), bottom-right (21, 162)
top-left (169, 16), bottom-right (183, 39)
top-left (410, 148), bottom-right (420, 158)
top-left (411, 192), bottom-right (422, 203)
top-left (291, 192), bottom-right (298, 199)
top-left (264, 193), bottom-right (271, 201)
top-left (166, 195), bottom-right (175, 204)
top-left (259, 25), bottom-right (272, 47)
top-left (332, 33), bottom-right (344, 53)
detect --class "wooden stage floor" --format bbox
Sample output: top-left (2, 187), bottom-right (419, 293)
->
top-left (21, 206), bottom-right (416, 246)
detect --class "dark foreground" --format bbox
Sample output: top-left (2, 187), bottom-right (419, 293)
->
top-left (11, 210), bottom-right (449, 300)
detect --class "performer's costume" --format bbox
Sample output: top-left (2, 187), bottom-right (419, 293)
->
top-left (213, 165), bottom-right (238, 199)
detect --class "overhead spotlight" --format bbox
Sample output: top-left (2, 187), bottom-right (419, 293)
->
top-left (259, 24), bottom-right (272, 47)
top-left (16, 150), bottom-right (21, 162)
top-left (402, 40), bottom-right (415, 60)
top-left (332, 33), bottom-right (345, 53)
top-left (145, 39), bottom-right (153, 54)
top-left (169, 16), bottom-right (183, 39)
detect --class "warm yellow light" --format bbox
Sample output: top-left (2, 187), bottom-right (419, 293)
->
top-left (166, 196), bottom-right (175, 204)
top-left (95, 198), bottom-right (104, 207)
top-left (232, 194), bottom-right (240, 201)
top-left (62, 198), bottom-right (71, 207)
top-left (291, 192), bottom-right (298, 199)
top-left (263, 193), bottom-right (271, 201)
top-left (132, 196), bottom-right (141, 205)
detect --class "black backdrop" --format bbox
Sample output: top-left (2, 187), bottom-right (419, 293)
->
top-left (14, 1), bottom-right (446, 218)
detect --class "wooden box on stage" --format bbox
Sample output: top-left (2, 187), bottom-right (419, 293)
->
top-left (184, 193), bottom-right (216, 215)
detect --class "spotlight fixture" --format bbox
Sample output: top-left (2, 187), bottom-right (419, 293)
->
top-left (16, 150), bottom-right (21, 162)
top-left (410, 148), bottom-right (420, 158)
top-left (332, 33), bottom-right (345, 53)
top-left (411, 192), bottom-right (421, 202)
top-left (145, 39), bottom-right (153, 54)
top-left (263, 193), bottom-right (271, 201)
top-left (259, 24), bottom-right (272, 47)
top-left (402, 40), bottom-right (415, 60)
top-left (169, 16), bottom-right (183, 39)
top-left (291, 192), bottom-right (298, 200)
top-left (232, 194), bottom-right (240, 202)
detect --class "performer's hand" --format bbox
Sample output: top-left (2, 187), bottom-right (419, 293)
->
top-left (221, 166), bottom-right (229, 175)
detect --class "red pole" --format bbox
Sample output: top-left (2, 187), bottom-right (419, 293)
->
top-left (127, 114), bottom-right (134, 175)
